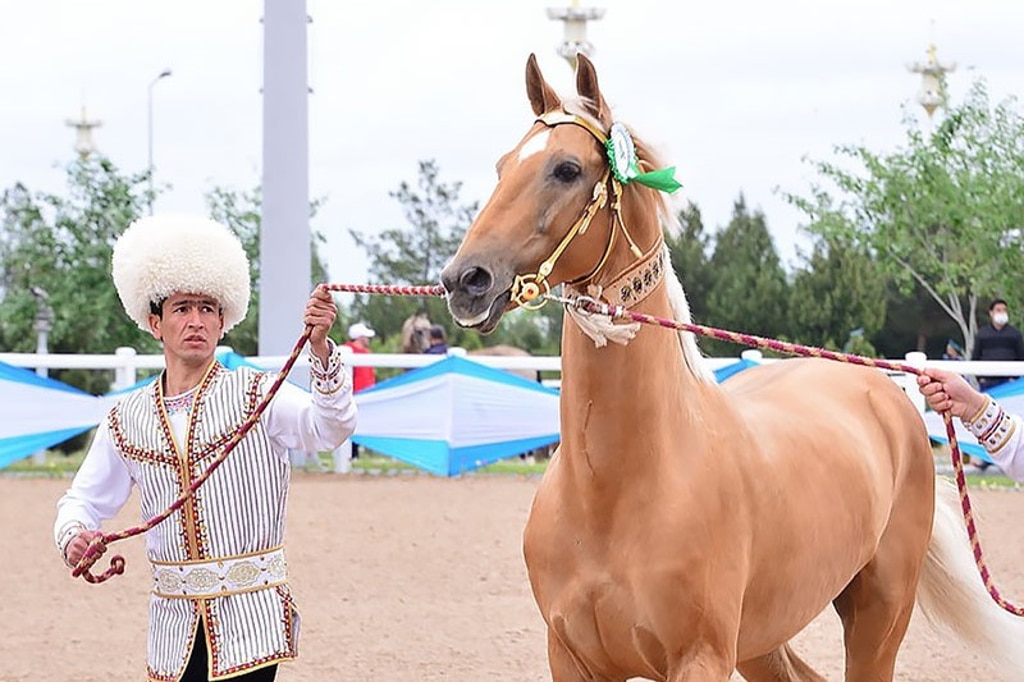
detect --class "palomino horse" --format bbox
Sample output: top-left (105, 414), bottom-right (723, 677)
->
top-left (441, 54), bottom-right (1024, 681)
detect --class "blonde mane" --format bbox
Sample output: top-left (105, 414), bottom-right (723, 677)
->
top-left (563, 99), bottom-right (713, 384)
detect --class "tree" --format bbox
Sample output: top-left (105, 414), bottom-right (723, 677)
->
top-left (0, 158), bottom-right (154, 391)
top-left (665, 201), bottom-right (713, 323)
top-left (205, 186), bottom-right (329, 355)
top-left (785, 81), bottom-right (1024, 357)
top-left (703, 195), bottom-right (790, 357)
top-left (788, 235), bottom-right (887, 353)
top-left (348, 160), bottom-right (480, 349)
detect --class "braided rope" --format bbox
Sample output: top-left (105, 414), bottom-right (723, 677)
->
top-left (71, 328), bottom-right (312, 583)
top-left (71, 281), bottom-right (1020, 617)
top-left (562, 294), bottom-right (1023, 616)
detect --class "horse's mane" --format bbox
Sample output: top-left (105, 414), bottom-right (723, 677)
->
top-left (564, 99), bottom-right (713, 384)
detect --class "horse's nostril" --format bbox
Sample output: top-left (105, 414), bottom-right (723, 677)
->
top-left (458, 266), bottom-right (493, 296)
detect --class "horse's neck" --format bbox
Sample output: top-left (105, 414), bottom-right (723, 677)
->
top-left (558, 275), bottom-right (714, 478)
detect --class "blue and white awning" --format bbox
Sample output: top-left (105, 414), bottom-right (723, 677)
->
top-left (352, 356), bottom-right (561, 476)
top-left (0, 362), bottom-right (114, 469)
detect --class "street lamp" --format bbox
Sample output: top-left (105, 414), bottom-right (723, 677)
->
top-left (546, 0), bottom-right (606, 70)
top-left (30, 287), bottom-right (53, 464)
top-left (147, 69), bottom-right (173, 215)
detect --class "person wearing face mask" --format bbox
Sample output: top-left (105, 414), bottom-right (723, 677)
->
top-left (970, 298), bottom-right (1024, 391)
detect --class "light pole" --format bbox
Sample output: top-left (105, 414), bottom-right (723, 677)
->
top-left (147, 69), bottom-right (172, 215)
top-left (546, 0), bottom-right (606, 70)
top-left (30, 287), bottom-right (53, 464)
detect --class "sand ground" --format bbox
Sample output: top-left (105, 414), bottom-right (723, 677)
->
top-left (3, 474), bottom-right (1021, 681)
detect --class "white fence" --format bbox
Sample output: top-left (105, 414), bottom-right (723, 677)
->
top-left (5, 346), bottom-right (1024, 417)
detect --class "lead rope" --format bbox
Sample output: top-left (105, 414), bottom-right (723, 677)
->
top-left (72, 284), bottom-right (448, 584)
top-left (556, 293), bottom-right (1023, 617)
top-left (73, 282), bottom-right (1021, 618)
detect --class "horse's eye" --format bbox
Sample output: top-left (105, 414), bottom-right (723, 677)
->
top-left (553, 161), bottom-right (581, 183)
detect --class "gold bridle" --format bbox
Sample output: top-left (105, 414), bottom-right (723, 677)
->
top-left (509, 111), bottom-right (647, 310)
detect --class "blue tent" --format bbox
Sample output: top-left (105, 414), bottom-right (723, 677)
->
top-left (352, 356), bottom-right (560, 476)
top-left (0, 361), bottom-right (112, 469)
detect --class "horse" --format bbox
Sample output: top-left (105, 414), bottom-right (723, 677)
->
top-left (440, 53), bottom-right (1024, 681)
top-left (400, 312), bottom-right (542, 383)
top-left (401, 311), bottom-right (433, 354)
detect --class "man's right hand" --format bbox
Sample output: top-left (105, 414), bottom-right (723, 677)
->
top-left (64, 530), bottom-right (105, 567)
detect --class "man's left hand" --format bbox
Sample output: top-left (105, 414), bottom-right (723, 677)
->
top-left (305, 284), bottom-right (337, 365)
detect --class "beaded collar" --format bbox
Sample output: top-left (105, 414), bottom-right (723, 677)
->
top-left (602, 236), bottom-right (666, 308)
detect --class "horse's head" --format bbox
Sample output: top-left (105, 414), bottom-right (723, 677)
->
top-left (442, 53), bottom-right (672, 333)
top-left (401, 312), bottom-right (433, 353)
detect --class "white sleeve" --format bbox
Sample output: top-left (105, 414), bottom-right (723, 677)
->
top-left (264, 340), bottom-right (358, 454)
top-left (963, 398), bottom-right (1024, 482)
top-left (53, 419), bottom-right (134, 550)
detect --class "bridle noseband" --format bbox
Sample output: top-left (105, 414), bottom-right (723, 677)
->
top-left (509, 111), bottom-right (646, 310)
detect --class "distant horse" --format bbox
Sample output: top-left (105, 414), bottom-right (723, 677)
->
top-left (441, 53), bottom-right (1024, 681)
top-left (400, 312), bottom-right (540, 383)
top-left (401, 311), bottom-right (433, 354)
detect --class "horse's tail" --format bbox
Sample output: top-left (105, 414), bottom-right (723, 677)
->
top-left (915, 477), bottom-right (1024, 678)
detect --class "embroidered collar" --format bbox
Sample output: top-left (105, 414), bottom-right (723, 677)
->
top-left (602, 237), bottom-right (666, 308)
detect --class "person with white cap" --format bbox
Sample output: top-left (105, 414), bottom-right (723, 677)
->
top-left (53, 214), bottom-right (357, 681)
top-left (343, 321), bottom-right (377, 393)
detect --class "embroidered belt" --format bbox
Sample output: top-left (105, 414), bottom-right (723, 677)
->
top-left (152, 547), bottom-right (287, 599)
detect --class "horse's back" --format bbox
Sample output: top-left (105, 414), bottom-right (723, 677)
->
top-left (723, 357), bottom-right (928, 448)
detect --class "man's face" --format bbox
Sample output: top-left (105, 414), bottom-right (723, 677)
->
top-left (148, 293), bottom-right (224, 363)
top-left (991, 303), bottom-right (1010, 328)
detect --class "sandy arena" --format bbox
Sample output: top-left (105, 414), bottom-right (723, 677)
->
top-left (3, 474), bottom-right (1022, 681)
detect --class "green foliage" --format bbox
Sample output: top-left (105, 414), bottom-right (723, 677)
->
top-left (702, 196), bottom-right (790, 356)
top-left (785, 80), bottom-right (1024, 357)
top-left (205, 186), bottom-right (329, 355)
top-left (0, 157), bottom-right (155, 392)
top-left (348, 160), bottom-right (477, 345)
top-left (788, 235), bottom-right (887, 352)
top-left (345, 158), bottom-right (560, 353)
top-left (665, 202), bottom-right (713, 323)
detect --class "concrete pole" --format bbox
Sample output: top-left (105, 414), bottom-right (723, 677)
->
top-left (260, 0), bottom-right (311, 357)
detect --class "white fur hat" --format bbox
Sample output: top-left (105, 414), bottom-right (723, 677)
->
top-left (111, 214), bottom-right (251, 333)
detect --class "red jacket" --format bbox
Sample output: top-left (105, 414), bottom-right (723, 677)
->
top-left (342, 342), bottom-right (376, 392)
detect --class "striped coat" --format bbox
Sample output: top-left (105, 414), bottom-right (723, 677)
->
top-left (104, 363), bottom-right (325, 680)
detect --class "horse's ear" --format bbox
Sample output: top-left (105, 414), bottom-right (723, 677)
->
top-left (575, 53), bottom-right (611, 127)
top-left (526, 53), bottom-right (561, 116)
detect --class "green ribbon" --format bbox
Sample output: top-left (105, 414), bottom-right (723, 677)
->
top-left (632, 167), bottom-right (682, 193)
top-left (604, 135), bottom-right (682, 194)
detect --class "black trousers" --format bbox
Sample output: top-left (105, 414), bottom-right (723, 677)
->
top-left (180, 626), bottom-right (278, 682)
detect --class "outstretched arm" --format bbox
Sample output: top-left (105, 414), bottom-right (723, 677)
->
top-left (918, 367), bottom-right (1024, 481)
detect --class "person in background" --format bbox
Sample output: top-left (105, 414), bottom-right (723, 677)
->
top-left (341, 322), bottom-right (376, 463)
top-left (423, 325), bottom-right (448, 355)
top-left (343, 322), bottom-right (377, 392)
top-left (917, 367), bottom-right (1024, 481)
top-left (971, 298), bottom-right (1024, 390)
top-left (54, 215), bottom-right (357, 681)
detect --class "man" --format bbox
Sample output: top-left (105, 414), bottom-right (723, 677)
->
top-left (343, 322), bottom-right (376, 392)
top-left (54, 215), bottom-right (357, 682)
top-left (971, 298), bottom-right (1024, 390)
top-left (918, 367), bottom-right (1024, 482)
top-left (423, 324), bottom-right (448, 355)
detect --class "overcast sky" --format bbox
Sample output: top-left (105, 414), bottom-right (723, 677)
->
top-left (3, 1), bottom-right (1024, 287)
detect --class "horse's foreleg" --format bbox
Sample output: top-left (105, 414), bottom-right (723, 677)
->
top-left (736, 644), bottom-right (827, 682)
top-left (546, 628), bottom-right (618, 682)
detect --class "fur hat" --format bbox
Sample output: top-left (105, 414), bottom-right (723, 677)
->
top-left (111, 214), bottom-right (251, 333)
